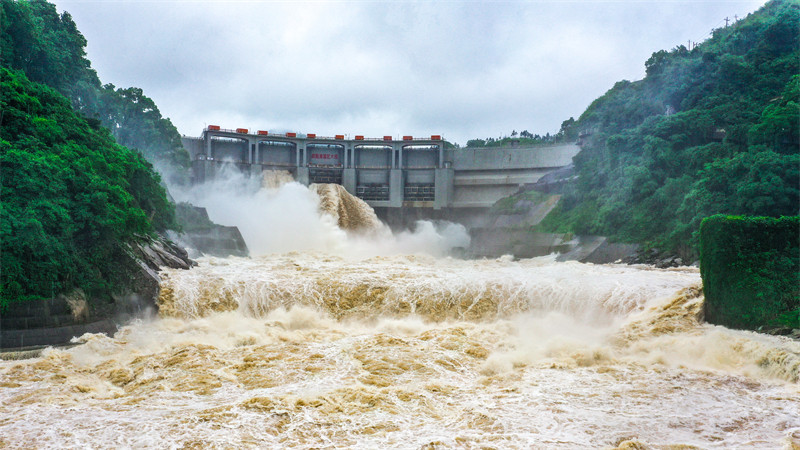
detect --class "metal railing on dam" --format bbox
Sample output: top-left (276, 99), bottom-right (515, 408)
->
top-left (181, 128), bottom-right (580, 209)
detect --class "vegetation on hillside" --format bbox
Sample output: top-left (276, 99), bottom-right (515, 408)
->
top-left (0, 0), bottom-right (190, 178)
top-left (0, 0), bottom-right (185, 308)
top-left (490, 190), bottom-right (550, 215)
top-left (1, 68), bottom-right (175, 307)
top-left (539, 0), bottom-right (799, 258)
top-left (465, 119), bottom-right (578, 148)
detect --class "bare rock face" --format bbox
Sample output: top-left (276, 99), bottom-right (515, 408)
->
top-left (131, 233), bottom-right (194, 272)
top-left (621, 248), bottom-right (694, 268)
top-left (173, 204), bottom-right (249, 258)
top-left (121, 233), bottom-right (196, 315)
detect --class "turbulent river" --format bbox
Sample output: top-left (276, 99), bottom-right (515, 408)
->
top-left (1, 176), bottom-right (799, 448)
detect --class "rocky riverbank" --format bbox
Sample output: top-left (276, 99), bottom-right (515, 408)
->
top-left (173, 203), bottom-right (249, 258)
top-left (1, 233), bottom-right (194, 352)
top-left (469, 187), bottom-right (693, 267)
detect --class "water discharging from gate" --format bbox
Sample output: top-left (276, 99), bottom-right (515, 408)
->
top-left (1, 175), bottom-right (798, 448)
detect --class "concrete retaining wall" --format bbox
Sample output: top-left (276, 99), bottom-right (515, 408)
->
top-left (451, 144), bottom-right (579, 170)
top-left (1, 296), bottom-right (117, 350)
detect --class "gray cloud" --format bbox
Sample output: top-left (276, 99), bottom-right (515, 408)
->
top-left (54, 0), bottom-right (766, 145)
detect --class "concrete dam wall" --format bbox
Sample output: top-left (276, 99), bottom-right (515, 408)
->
top-left (182, 129), bottom-right (580, 212)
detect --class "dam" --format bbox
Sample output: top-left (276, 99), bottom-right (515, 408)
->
top-left (181, 127), bottom-right (580, 212)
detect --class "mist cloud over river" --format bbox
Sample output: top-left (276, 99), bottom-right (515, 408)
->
top-left (171, 168), bottom-right (470, 258)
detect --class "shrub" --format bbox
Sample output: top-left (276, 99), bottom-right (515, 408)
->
top-left (700, 214), bottom-right (799, 330)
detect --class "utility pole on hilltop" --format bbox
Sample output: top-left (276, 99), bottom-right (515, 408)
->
top-left (724, 16), bottom-right (730, 27)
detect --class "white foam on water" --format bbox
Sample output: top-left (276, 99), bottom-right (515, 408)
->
top-left (2, 256), bottom-right (798, 448)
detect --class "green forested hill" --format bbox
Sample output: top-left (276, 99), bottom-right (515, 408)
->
top-left (0, 0), bottom-right (189, 176)
top-left (0, 0), bottom-right (187, 308)
top-left (1, 68), bottom-right (175, 306)
top-left (541, 0), bottom-right (799, 258)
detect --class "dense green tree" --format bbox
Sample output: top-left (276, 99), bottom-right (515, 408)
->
top-left (0, 0), bottom-right (99, 110)
top-left (95, 84), bottom-right (190, 179)
top-left (466, 139), bottom-right (487, 147)
top-left (1, 68), bottom-right (175, 307)
top-left (541, 0), bottom-right (799, 258)
top-left (0, 0), bottom-right (190, 177)
top-left (0, 0), bottom-right (191, 309)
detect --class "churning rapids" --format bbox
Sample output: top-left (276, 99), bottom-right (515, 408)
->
top-left (1, 175), bottom-right (799, 449)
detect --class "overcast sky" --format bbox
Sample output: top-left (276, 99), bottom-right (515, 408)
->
top-left (52, 0), bottom-right (767, 146)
